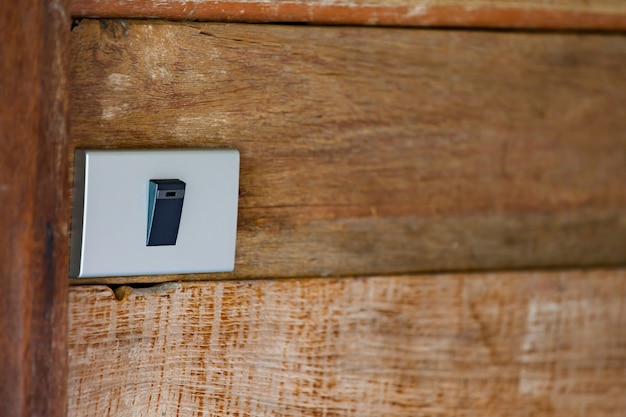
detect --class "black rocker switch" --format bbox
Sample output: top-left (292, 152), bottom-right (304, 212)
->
top-left (147, 179), bottom-right (186, 246)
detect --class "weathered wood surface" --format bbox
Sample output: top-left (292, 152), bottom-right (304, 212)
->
top-left (69, 0), bottom-right (626, 30)
top-left (68, 269), bottom-right (626, 416)
top-left (70, 20), bottom-right (626, 284)
top-left (0, 0), bottom-right (70, 416)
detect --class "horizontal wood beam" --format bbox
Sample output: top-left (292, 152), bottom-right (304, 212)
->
top-left (68, 0), bottom-right (626, 30)
top-left (68, 269), bottom-right (626, 416)
top-left (70, 21), bottom-right (626, 284)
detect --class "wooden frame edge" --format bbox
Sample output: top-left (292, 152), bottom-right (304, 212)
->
top-left (69, 1), bottom-right (626, 30)
top-left (0, 0), bottom-right (70, 416)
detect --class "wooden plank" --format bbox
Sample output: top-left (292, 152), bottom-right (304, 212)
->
top-left (0, 0), bottom-right (70, 416)
top-left (70, 21), bottom-right (626, 284)
top-left (68, 269), bottom-right (626, 416)
top-left (68, 0), bottom-right (626, 30)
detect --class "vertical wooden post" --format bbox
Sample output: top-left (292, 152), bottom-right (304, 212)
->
top-left (0, 1), bottom-right (70, 416)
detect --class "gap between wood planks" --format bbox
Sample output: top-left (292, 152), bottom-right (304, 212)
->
top-left (100, 265), bottom-right (624, 302)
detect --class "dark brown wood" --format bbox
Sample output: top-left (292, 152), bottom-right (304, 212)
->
top-left (0, 1), bottom-right (70, 416)
top-left (70, 20), bottom-right (626, 285)
top-left (68, 269), bottom-right (626, 416)
top-left (68, 0), bottom-right (626, 30)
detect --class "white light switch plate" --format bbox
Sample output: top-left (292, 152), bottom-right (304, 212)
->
top-left (70, 149), bottom-right (240, 278)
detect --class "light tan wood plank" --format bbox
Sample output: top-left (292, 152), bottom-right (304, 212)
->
top-left (69, 269), bottom-right (626, 416)
top-left (70, 21), bottom-right (626, 284)
top-left (68, 0), bottom-right (626, 30)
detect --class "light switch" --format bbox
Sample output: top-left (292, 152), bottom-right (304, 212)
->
top-left (147, 179), bottom-right (186, 246)
top-left (70, 149), bottom-right (239, 278)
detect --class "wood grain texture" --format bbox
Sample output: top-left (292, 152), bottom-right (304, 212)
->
top-left (68, 269), bottom-right (626, 416)
top-left (68, 0), bottom-right (626, 30)
top-left (70, 20), bottom-right (626, 284)
top-left (0, 0), bottom-right (70, 416)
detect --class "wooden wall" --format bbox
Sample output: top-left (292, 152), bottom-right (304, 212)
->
top-left (68, 0), bottom-right (626, 29)
top-left (67, 14), bottom-right (626, 417)
top-left (69, 270), bottom-right (626, 416)
top-left (70, 20), bottom-right (626, 285)
top-left (0, 1), bottom-right (70, 416)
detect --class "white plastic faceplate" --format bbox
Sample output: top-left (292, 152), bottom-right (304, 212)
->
top-left (69, 149), bottom-right (240, 278)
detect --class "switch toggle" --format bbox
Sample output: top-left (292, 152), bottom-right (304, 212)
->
top-left (147, 179), bottom-right (186, 246)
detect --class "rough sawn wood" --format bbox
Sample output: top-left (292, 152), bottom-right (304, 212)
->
top-left (70, 20), bottom-right (626, 284)
top-left (68, 269), bottom-right (626, 416)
